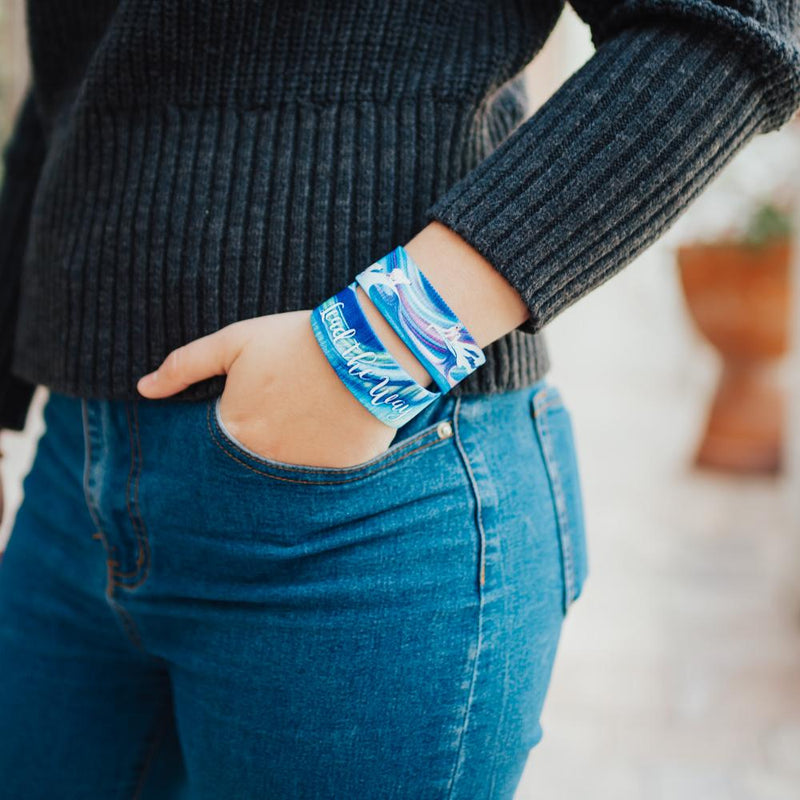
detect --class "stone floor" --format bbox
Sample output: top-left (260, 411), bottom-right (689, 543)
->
top-left (1, 244), bottom-right (798, 799)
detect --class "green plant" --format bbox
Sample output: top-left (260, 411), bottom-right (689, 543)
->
top-left (740, 201), bottom-right (795, 247)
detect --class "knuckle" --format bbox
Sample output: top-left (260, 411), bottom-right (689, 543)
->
top-left (164, 347), bottom-right (183, 374)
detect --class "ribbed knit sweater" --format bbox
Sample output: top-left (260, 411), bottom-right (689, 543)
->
top-left (1, 1), bottom-right (800, 430)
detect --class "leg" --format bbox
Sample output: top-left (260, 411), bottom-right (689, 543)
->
top-left (123, 380), bottom-right (583, 798)
top-left (0, 392), bottom-right (181, 799)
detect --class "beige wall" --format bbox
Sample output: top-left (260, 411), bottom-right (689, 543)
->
top-left (0, 0), bottom-right (29, 142)
top-left (525, 4), bottom-right (592, 112)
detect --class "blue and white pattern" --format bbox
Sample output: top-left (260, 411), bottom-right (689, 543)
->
top-left (310, 281), bottom-right (441, 428)
top-left (355, 245), bottom-right (486, 393)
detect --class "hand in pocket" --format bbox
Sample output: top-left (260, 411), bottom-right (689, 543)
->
top-left (137, 310), bottom-right (397, 469)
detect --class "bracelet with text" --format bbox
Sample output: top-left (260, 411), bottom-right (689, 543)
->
top-left (354, 245), bottom-right (486, 393)
top-left (310, 281), bottom-right (442, 429)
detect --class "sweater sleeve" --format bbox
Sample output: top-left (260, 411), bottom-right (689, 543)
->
top-left (0, 91), bottom-right (46, 431)
top-left (422, 0), bottom-right (800, 336)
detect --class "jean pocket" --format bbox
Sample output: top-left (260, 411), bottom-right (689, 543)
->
top-left (531, 384), bottom-right (589, 615)
top-left (206, 395), bottom-right (458, 486)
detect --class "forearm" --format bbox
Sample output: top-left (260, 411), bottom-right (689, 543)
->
top-left (355, 220), bottom-right (530, 390)
top-left (357, 25), bottom-right (786, 394)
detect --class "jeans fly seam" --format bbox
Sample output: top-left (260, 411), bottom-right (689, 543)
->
top-left (111, 595), bottom-right (146, 652)
top-left (115, 399), bottom-right (151, 587)
top-left (89, 524), bottom-right (147, 652)
top-left (131, 697), bottom-right (172, 799)
top-left (533, 398), bottom-right (575, 613)
top-left (81, 400), bottom-right (119, 583)
top-left (113, 401), bottom-right (138, 579)
top-left (81, 400), bottom-right (104, 537)
top-left (445, 396), bottom-right (485, 800)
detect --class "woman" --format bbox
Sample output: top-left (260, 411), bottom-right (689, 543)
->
top-left (1, 1), bottom-right (798, 797)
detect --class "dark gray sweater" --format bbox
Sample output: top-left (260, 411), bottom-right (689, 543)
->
top-left (2, 0), bottom-right (800, 430)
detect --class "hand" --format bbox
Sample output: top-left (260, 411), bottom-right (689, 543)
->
top-left (136, 310), bottom-right (398, 469)
top-left (135, 221), bottom-right (524, 470)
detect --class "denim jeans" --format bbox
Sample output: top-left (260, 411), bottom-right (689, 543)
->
top-left (0, 378), bottom-right (588, 799)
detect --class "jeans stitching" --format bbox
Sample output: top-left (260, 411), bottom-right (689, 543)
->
top-left (206, 398), bottom-right (451, 485)
top-left (211, 395), bottom-right (448, 474)
top-left (445, 396), bottom-right (486, 799)
top-left (113, 597), bottom-right (146, 652)
top-left (115, 399), bottom-right (151, 587)
top-left (81, 400), bottom-right (107, 545)
top-left (131, 699), bottom-right (172, 800)
top-left (111, 402), bottom-right (143, 580)
top-left (81, 400), bottom-right (125, 578)
top-left (90, 527), bottom-right (147, 652)
top-left (212, 395), bottom-right (443, 476)
top-left (81, 400), bottom-right (150, 649)
top-left (451, 399), bottom-right (486, 591)
top-left (530, 399), bottom-right (563, 417)
top-left (533, 389), bottom-right (575, 614)
top-left (530, 385), bottom-right (566, 417)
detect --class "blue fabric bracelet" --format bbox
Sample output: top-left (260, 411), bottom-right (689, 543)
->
top-left (355, 245), bottom-right (486, 393)
top-left (310, 281), bottom-right (442, 429)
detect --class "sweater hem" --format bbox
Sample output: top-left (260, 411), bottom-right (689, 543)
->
top-left (8, 328), bottom-right (552, 403)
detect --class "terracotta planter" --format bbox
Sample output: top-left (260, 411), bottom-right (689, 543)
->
top-left (676, 237), bottom-right (792, 474)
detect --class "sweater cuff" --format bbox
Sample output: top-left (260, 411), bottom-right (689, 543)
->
top-left (422, 22), bottom-right (792, 336)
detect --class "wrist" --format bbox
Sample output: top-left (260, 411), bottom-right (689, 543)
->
top-left (301, 309), bottom-right (396, 431)
top-left (308, 286), bottom-right (441, 429)
top-left (308, 231), bottom-right (497, 428)
top-left (403, 221), bottom-right (530, 347)
top-left (354, 285), bottom-right (437, 391)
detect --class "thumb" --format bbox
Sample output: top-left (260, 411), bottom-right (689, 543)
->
top-left (137, 322), bottom-right (248, 399)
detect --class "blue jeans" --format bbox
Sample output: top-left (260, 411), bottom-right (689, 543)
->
top-left (0, 378), bottom-right (588, 799)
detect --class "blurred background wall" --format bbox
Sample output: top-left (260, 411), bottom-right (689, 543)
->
top-left (519, 9), bottom-right (800, 799)
top-left (1, 3), bottom-right (798, 798)
top-left (0, 0), bottom-right (27, 161)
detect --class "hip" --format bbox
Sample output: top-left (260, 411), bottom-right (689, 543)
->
top-left (73, 377), bottom-right (587, 603)
top-left (6, 377), bottom-right (589, 797)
